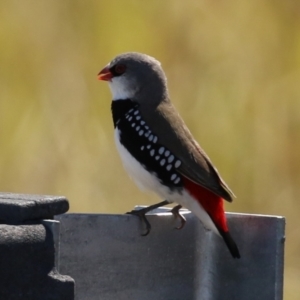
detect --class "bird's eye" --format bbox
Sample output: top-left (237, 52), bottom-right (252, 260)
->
top-left (114, 64), bottom-right (126, 75)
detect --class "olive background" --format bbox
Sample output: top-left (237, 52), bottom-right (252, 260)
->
top-left (0, 1), bottom-right (299, 298)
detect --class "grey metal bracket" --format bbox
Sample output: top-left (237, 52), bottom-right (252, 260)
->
top-left (56, 208), bottom-right (285, 300)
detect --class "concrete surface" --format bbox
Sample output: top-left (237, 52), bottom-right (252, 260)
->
top-left (0, 192), bottom-right (69, 224)
top-left (0, 192), bottom-right (74, 300)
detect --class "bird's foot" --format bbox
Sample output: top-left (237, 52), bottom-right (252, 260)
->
top-left (126, 207), bottom-right (152, 236)
top-left (171, 205), bottom-right (186, 230)
top-left (126, 200), bottom-right (170, 236)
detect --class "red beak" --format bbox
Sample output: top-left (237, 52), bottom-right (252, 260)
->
top-left (97, 66), bottom-right (113, 81)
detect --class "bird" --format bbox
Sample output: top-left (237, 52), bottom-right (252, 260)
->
top-left (97, 52), bottom-right (240, 259)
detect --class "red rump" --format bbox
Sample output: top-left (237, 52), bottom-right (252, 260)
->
top-left (182, 176), bottom-right (228, 233)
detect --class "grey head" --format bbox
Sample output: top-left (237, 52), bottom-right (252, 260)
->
top-left (98, 52), bottom-right (169, 106)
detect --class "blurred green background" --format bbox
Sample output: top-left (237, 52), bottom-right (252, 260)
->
top-left (0, 0), bottom-right (299, 297)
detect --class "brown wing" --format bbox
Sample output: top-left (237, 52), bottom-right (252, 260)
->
top-left (140, 99), bottom-right (235, 202)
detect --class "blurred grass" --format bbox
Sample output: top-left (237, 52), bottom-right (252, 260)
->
top-left (0, 0), bottom-right (299, 298)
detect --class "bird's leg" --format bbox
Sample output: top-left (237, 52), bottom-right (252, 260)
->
top-left (171, 205), bottom-right (186, 230)
top-left (126, 200), bottom-right (170, 236)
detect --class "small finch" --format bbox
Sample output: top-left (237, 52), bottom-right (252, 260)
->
top-left (98, 52), bottom-right (240, 259)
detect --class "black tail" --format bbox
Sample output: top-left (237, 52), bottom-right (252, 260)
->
top-left (219, 230), bottom-right (241, 259)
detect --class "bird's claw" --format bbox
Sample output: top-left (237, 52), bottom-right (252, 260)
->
top-left (126, 200), bottom-right (170, 236)
top-left (171, 205), bottom-right (186, 230)
top-left (126, 201), bottom-right (186, 235)
top-left (126, 209), bottom-right (151, 236)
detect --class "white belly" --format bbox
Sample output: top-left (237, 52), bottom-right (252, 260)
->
top-left (114, 128), bottom-right (219, 235)
top-left (114, 129), bottom-right (170, 199)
